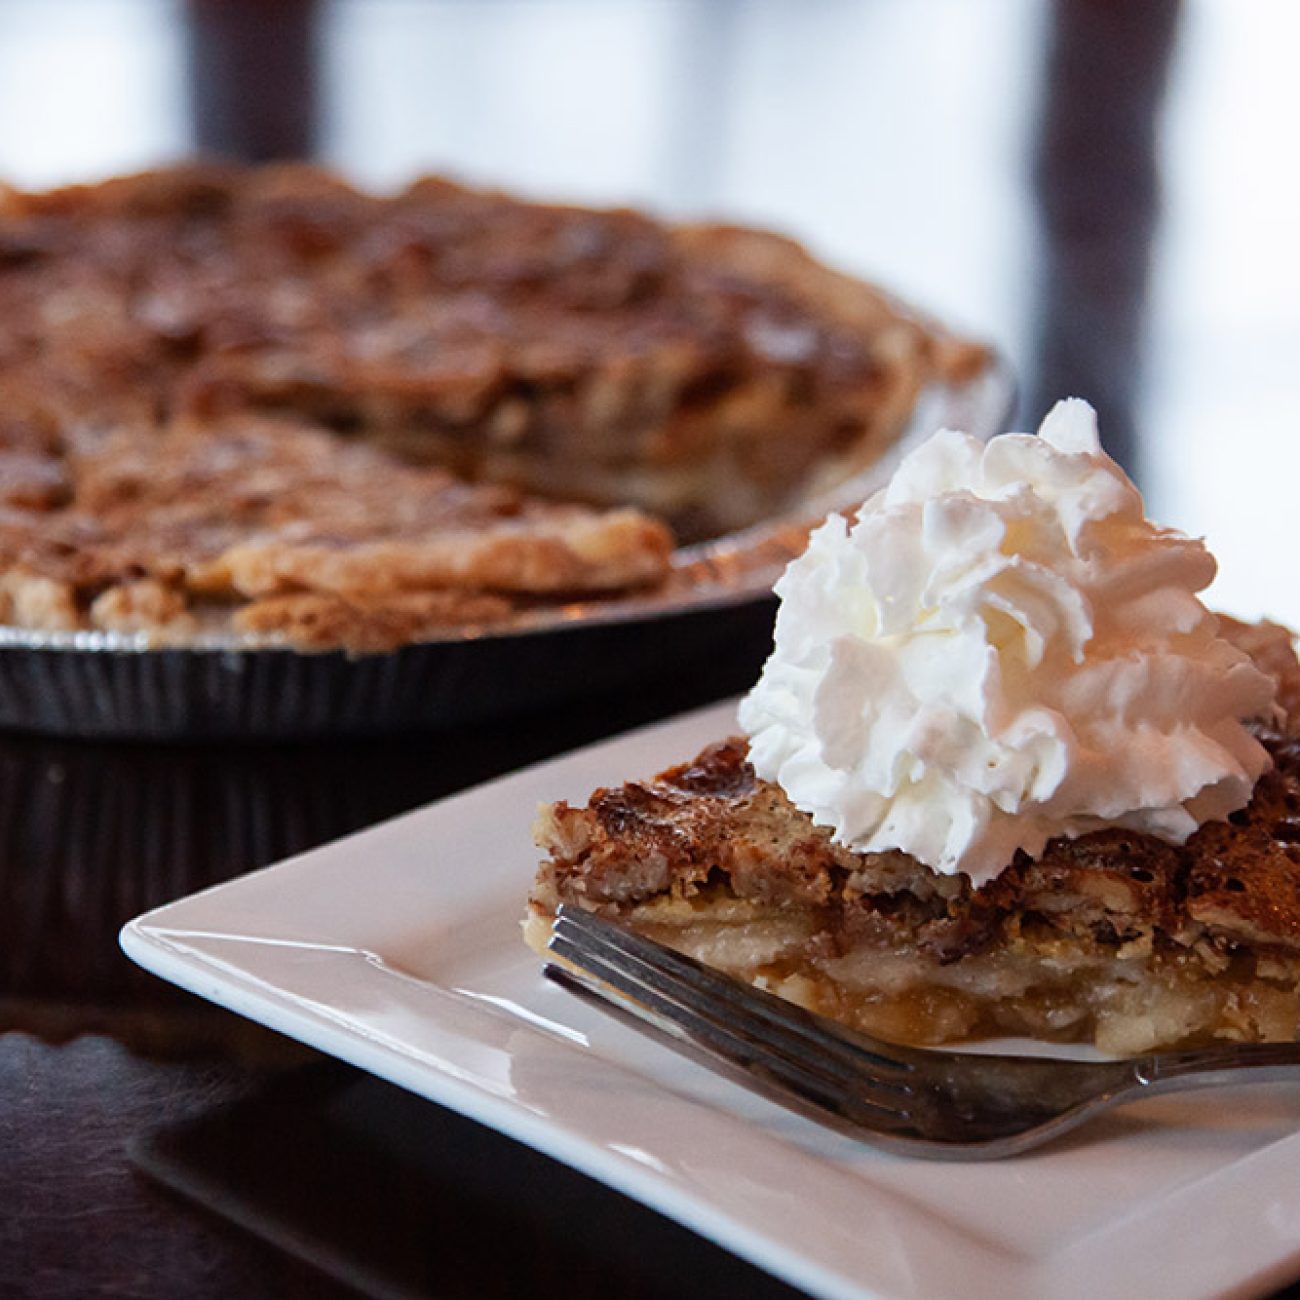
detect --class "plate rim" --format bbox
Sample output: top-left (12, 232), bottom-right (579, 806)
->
top-left (119, 918), bottom-right (878, 1300)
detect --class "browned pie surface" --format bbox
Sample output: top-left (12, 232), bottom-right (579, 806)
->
top-left (0, 164), bottom-right (982, 651)
top-left (0, 418), bottom-right (672, 649)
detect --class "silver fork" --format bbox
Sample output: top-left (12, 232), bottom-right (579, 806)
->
top-left (544, 904), bottom-right (1300, 1159)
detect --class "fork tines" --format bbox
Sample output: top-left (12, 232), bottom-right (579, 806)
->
top-left (544, 904), bottom-right (916, 1129)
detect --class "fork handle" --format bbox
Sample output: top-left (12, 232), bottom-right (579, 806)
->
top-left (1135, 1042), bottom-right (1300, 1092)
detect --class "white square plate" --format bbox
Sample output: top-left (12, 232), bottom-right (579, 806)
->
top-left (122, 702), bottom-right (1300, 1300)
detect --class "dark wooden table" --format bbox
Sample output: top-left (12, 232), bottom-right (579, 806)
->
top-left (3, 2), bottom-right (1299, 1296)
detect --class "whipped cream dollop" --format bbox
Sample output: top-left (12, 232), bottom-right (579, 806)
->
top-left (738, 399), bottom-right (1279, 887)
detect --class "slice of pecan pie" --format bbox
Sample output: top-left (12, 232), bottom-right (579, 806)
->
top-left (528, 620), bottom-right (1300, 1055)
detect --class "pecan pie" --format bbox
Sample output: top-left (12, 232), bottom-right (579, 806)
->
top-left (0, 164), bottom-right (983, 650)
top-left (528, 620), bottom-right (1300, 1055)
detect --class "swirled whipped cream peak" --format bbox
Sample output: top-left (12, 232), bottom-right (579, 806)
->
top-left (738, 398), bottom-right (1280, 887)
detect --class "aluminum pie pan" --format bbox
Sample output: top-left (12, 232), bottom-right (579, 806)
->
top-left (0, 360), bottom-right (1013, 739)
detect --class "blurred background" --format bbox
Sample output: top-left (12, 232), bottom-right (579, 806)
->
top-left (0, 0), bottom-right (1294, 622)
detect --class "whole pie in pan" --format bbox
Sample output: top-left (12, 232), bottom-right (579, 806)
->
top-left (0, 164), bottom-right (985, 651)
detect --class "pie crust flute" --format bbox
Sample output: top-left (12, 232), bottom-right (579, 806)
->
top-left (527, 620), bottom-right (1300, 1056)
